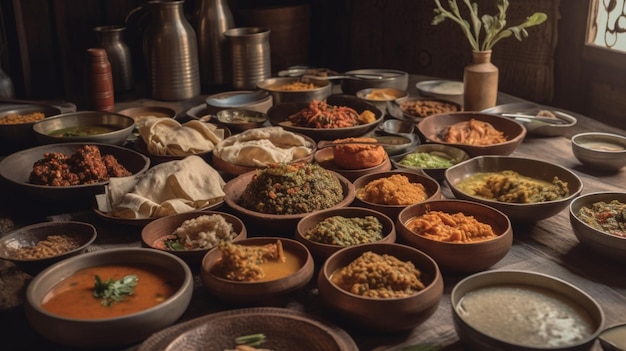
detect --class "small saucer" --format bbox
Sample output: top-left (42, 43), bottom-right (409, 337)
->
top-left (314, 148), bottom-right (391, 182)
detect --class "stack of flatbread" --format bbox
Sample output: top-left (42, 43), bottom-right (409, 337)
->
top-left (96, 156), bottom-right (225, 219)
top-left (138, 116), bottom-right (224, 156)
top-left (213, 126), bottom-right (314, 167)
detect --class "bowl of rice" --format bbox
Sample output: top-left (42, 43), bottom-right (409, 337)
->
top-left (141, 211), bottom-right (247, 269)
top-left (224, 162), bottom-right (355, 236)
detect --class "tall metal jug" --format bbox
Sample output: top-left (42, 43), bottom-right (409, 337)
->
top-left (94, 25), bottom-right (134, 93)
top-left (194, 0), bottom-right (234, 88)
top-left (141, 0), bottom-right (200, 101)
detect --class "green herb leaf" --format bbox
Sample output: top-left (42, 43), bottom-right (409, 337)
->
top-left (164, 239), bottom-right (186, 251)
top-left (235, 333), bottom-right (267, 347)
top-left (93, 274), bottom-right (138, 307)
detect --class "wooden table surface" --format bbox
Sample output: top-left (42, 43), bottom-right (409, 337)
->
top-left (1, 76), bottom-right (625, 351)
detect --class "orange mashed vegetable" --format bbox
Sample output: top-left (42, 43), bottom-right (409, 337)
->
top-left (406, 210), bottom-right (497, 243)
top-left (357, 174), bottom-right (428, 205)
top-left (41, 264), bottom-right (177, 319)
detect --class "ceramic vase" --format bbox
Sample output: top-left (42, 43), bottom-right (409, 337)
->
top-left (463, 50), bottom-right (498, 111)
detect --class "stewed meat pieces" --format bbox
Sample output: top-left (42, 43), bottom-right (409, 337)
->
top-left (29, 145), bottom-right (131, 186)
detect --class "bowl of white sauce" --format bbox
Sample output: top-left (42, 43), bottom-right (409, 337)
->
top-left (451, 270), bottom-right (605, 351)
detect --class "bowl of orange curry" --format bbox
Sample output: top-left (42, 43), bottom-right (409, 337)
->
top-left (397, 199), bottom-right (513, 273)
top-left (25, 248), bottom-right (193, 349)
top-left (200, 237), bottom-right (314, 305)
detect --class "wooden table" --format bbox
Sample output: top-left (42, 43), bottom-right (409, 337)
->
top-left (1, 76), bottom-right (625, 351)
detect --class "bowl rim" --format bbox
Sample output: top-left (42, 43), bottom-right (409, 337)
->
top-left (416, 79), bottom-right (464, 96)
top-left (445, 155), bottom-right (584, 207)
top-left (569, 191), bottom-right (626, 241)
top-left (571, 132), bottom-right (626, 153)
top-left (353, 169), bottom-right (442, 208)
top-left (451, 269), bottom-right (605, 348)
top-left (0, 221), bottom-right (97, 262)
top-left (25, 247), bottom-right (193, 321)
top-left (32, 110), bottom-right (135, 131)
top-left (117, 106), bottom-right (178, 119)
top-left (205, 90), bottom-right (273, 109)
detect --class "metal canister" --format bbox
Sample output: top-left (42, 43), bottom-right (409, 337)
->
top-left (93, 25), bottom-right (134, 93)
top-left (224, 27), bottom-right (271, 90)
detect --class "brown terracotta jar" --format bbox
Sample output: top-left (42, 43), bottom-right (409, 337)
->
top-left (86, 48), bottom-right (115, 112)
top-left (463, 50), bottom-right (498, 111)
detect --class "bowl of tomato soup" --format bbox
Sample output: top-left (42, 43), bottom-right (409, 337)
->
top-left (200, 237), bottom-right (314, 305)
top-left (25, 248), bottom-right (193, 349)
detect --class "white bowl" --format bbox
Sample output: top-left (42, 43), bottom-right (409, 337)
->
top-left (571, 132), bottom-right (626, 171)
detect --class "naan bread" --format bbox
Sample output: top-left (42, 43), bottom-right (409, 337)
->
top-left (138, 116), bottom-right (224, 156)
top-left (96, 156), bottom-right (225, 219)
top-left (214, 126), bottom-right (313, 167)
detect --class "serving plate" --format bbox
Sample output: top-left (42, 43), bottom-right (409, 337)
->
top-left (482, 102), bottom-right (577, 137)
top-left (138, 307), bottom-right (358, 351)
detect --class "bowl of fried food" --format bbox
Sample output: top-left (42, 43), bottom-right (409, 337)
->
top-left (0, 142), bottom-right (150, 201)
top-left (223, 162), bottom-right (355, 236)
top-left (141, 211), bottom-right (247, 268)
top-left (200, 237), bottom-right (314, 305)
top-left (317, 242), bottom-right (443, 332)
top-left (569, 191), bottom-right (626, 262)
top-left (397, 199), bottom-right (512, 273)
top-left (25, 248), bottom-right (193, 349)
top-left (296, 206), bottom-right (396, 263)
top-left (352, 170), bottom-right (442, 220)
top-left (257, 76), bottom-right (332, 104)
top-left (314, 137), bottom-right (393, 182)
top-left (0, 104), bottom-right (62, 154)
top-left (267, 94), bottom-right (383, 142)
top-left (33, 111), bottom-right (135, 146)
top-left (417, 112), bottom-right (526, 157)
top-left (0, 221), bottom-right (97, 276)
top-left (451, 270), bottom-right (604, 351)
top-left (445, 155), bottom-right (584, 222)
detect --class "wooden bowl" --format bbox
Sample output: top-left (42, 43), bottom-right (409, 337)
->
top-left (295, 206), bottom-right (396, 263)
top-left (317, 242), bottom-right (443, 332)
top-left (416, 112), bottom-right (526, 157)
top-left (0, 221), bottom-right (97, 276)
top-left (396, 199), bottom-right (512, 273)
top-left (223, 168), bottom-right (355, 236)
top-left (25, 248), bottom-right (193, 348)
top-left (141, 211), bottom-right (247, 269)
top-left (200, 237), bottom-right (314, 305)
top-left (352, 170), bottom-right (442, 221)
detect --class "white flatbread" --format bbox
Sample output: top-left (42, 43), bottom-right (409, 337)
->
top-left (138, 116), bottom-right (224, 156)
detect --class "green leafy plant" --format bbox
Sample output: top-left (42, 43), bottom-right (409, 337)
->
top-left (432, 0), bottom-right (547, 51)
top-left (93, 274), bottom-right (138, 306)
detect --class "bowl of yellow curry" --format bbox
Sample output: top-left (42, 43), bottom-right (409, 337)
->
top-left (397, 199), bottom-right (513, 273)
top-left (24, 248), bottom-right (193, 349)
top-left (445, 155), bottom-right (584, 222)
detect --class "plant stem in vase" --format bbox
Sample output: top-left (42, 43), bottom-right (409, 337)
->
top-left (464, 50), bottom-right (498, 111)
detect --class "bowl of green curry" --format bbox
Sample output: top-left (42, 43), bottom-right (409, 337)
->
top-left (445, 155), bottom-right (583, 222)
top-left (33, 111), bottom-right (135, 146)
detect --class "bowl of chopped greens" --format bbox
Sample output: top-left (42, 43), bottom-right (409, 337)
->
top-left (569, 191), bottom-right (626, 262)
top-left (392, 143), bottom-right (470, 180)
top-left (141, 210), bottom-right (247, 268)
top-left (296, 206), bottom-right (396, 263)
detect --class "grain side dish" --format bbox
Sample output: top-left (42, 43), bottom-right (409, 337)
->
top-left (239, 162), bottom-right (343, 215)
top-left (399, 99), bottom-right (459, 118)
top-left (153, 214), bottom-right (237, 251)
top-left (330, 251), bottom-right (425, 298)
top-left (406, 210), bottom-right (497, 243)
top-left (10, 234), bottom-right (83, 259)
top-left (304, 215), bottom-right (383, 246)
top-left (578, 200), bottom-right (626, 237)
top-left (0, 112), bottom-right (45, 124)
top-left (356, 174), bottom-right (428, 205)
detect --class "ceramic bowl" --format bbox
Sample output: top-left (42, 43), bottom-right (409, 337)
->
top-left (317, 242), bottom-right (443, 332)
top-left (451, 270), bottom-right (605, 351)
top-left (445, 155), bottom-right (584, 222)
top-left (599, 323), bottom-right (626, 351)
top-left (396, 199), bottom-right (512, 273)
top-left (295, 206), bottom-right (396, 262)
top-left (141, 211), bottom-right (247, 268)
top-left (32, 111), bottom-right (135, 146)
top-left (352, 170), bottom-right (442, 221)
top-left (314, 147), bottom-right (392, 182)
top-left (186, 103), bottom-right (212, 121)
top-left (392, 96), bottom-right (462, 121)
top-left (569, 191), bottom-right (626, 262)
top-left (340, 69), bottom-right (409, 95)
top-left (257, 76), bottom-right (333, 104)
top-left (0, 221), bottom-right (97, 276)
top-left (215, 108), bottom-right (268, 133)
top-left (415, 80), bottom-right (464, 106)
top-left (117, 106), bottom-right (177, 121)
top-left (0, 142), bottom-right (150, 201)
top-left (392, 143), bottom-right (470, 180)
top-left (24, 248), bottom-right (193, 349)
top-left (0, 104), bottom-right (61, 154)
top-left (223, 168), bottom-right (355, 236)
top-left (416, 112), bottom-right (526, 157)
top-left (205, 90), bottom-right (274, 114)
top-left (356, 87), bottom-right (407, 114)
top-left (200, 237), bottom-right (315, 305)
top-left (571, 132), bottom-right (626, 171)
top-left (267, 94), bottom-right (383, 142)
top-left (482, 102), bottom-right (577, 137)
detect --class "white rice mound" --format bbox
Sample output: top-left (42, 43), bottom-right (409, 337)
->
top-left (173, 214), bottom-right (237, 249)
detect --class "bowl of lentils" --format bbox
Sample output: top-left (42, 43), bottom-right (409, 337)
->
top-left (223, 162), bottom-right (355, 236)
top-left (296, 207), bottom-right (396, 262)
